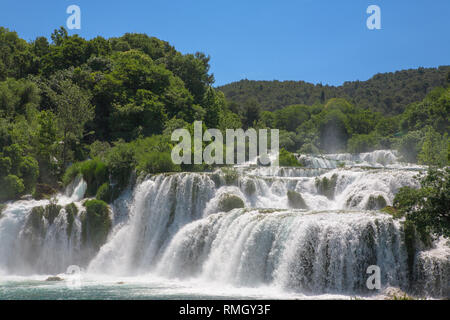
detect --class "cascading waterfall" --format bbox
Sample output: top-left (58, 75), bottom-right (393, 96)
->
top-left (157, 210), bottom-right (408, 294)
top-left (0, 150), bottom-right (448, 298)
top-left (0, 176), bottom-right (87, 275)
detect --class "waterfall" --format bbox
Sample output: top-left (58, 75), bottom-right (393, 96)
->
top-left (156, 209), bottom-right (408, 294)
top-left (0, 177), bottom-right (87, 275)
top-left (0, 150), bottom-right (448, 298)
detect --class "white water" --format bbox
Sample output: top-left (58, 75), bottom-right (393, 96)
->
top-left (0, 150), bottom-right (448, 299)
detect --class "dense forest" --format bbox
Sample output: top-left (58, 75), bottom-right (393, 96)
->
top-left (219, 67), bottom-right (450, 115)
top-left (0, 26), bottom-right (448, 215)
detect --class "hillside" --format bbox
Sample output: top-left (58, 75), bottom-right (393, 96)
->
top-left (218, 66), bottom-right (450, 115)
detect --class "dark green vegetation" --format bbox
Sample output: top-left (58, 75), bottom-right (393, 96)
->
top-left (0, 26), bottom-right (448, 206)
top-left (0, 26), bottom-right (243, 201)
top-left (254, 91), bottom-right (449, 159)
top-left (81, 199), bottom-right (111, 250)
top-left (219, 67), bottom-right (450, 115)
top-left (382, 168), bottom-right (450, 275)
top-left (28, 202), bottom-right (62, 227)
top-left (278, 148), bottom-right (302, 167)
top-left (393, 168), bottom-right (449, 240)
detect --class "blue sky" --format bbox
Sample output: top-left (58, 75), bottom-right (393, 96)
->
top-left (1, 0), bottom-right (449, 86)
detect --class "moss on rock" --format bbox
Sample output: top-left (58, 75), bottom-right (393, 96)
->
top-left (315, 174), bottom-right (338, 200)
top-left (29, 206), bottom-right (46, 231)
top-left (217, 193), bottom-right (245, 212)
top-left (45, 203), bottom-right (62, 225)
top-left (81, 200), bottom-right (112, 250)
top-left (287, 190), bottom-right (308, 209)
top-left (65, 203), bottom-right (78, 238)
top-left (381, 206), bottom-right (403, 219)
top-left (244, 180), bottom-right (256, 196)
top-left (96, 182), bottom-right (121, 203)
top-left (222, 168), bottom-right (239, 186)
top-left (366, 195), bottom-right (387, 210)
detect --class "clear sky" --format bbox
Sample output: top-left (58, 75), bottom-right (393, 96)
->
top-left (1, 0), bottom-right (449, 86)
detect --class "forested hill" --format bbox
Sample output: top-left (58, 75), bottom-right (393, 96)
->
top-left (218, 66), bottom-right (450, 115)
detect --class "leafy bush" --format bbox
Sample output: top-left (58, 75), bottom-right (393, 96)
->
top-left (18, 156), bottom-right (39, 193)
top-left (394, 168), bottom-right (450, 239)
top-left (63, 159), bottom-right (108, 196)
top-left (139, 152), bottom-right (180, 174)
top-left (96, 182), bottom-right (121, 203)
top-left (0, 174), bottom-right (24, 201)
top-left (106, 142), bottom-right (135, 191)
top-left (394, 130), bottom-right (424, 163)
top-left (0, 156), bottom-right (12, 177)
top-left (418, 127), bottom-right (448, 167)
top-left (62, 162), bottom-right (82, 186)
top-left (278, 148), bottom-right (301, 167)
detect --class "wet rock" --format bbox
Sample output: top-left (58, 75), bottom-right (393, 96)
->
top-left (33, 184), bottom-right (57, 200)
top-left (217, 193), bottom-right (245, 212)
top-left (243, 180), bottom-right (256, 196)
top-left (382, 287), bottom-right (414, 300)
top-left (45, 276), bottom-right (64, 282)
top-left (315, 174), bottom-right (338, 200)
top-left (287, 190), bottom-right (308, 209)
top-left (366, 195), bottom-right (387, 210)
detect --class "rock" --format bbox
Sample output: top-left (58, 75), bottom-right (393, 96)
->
top-left (217, 193), bottom-right (245, 212)
top-left (287, 190), bottom-right (308, 209)
top-left (382, 287), bottom-right (414, 300)
top-left (315, 174), bottom-right (338, 200)
top-left (46, 276), bottom-right (64, 282)
top-left (366, 195), bottom-right (387, 210)
top-left (346, 194), bottom-right (364, 208)
top-left (222, 168), bottom-right (239, 186)
top-left (33, 184), bottom-right (57, 200)
top-left (82, 200), bottom-right (112, 250)
top-left (244, 180), bottom-right (256, 196)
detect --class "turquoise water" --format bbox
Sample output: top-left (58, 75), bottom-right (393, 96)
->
top-left (0, 275), bottom-right (352, 300)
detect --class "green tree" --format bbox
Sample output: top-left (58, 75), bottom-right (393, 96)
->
top-left (394, 168), bottom-right (450, 238)
top-left (50, 80), bottom-right (94, 168)
top-left (242, 98), bottom-right (261, 129)
top-left (418, 127), bottom-right (448, 167)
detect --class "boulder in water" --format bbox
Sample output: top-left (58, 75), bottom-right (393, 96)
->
top-left (243, 180), bottom-right (256, 196)
top-left (382, 287), bottom-right (414, 300)
top-left (45, 276), bottom-right (64, 282)
top-left (287, 190), bottom-right (308, 209)
top-left (222, 168), bottom-right (239, 186)
top-left (346, 194), bottom-right (364, 208)
top-left (81, 200), bottom-right (112, 250)
top-left (217, 193), bottom-right (245, 212)
top-left (366, 195), bottom-right (387, 210)
top-left (315, 174), bottom-right (338, 199)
